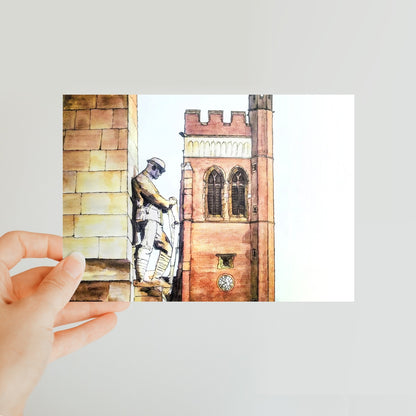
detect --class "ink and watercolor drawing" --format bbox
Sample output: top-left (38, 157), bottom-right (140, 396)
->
top-left (63, 94), bottom-right (354, 302)
top-left (63, 94), bottom-right (275, 302)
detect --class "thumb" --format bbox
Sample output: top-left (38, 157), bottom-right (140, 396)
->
top-left (34, 252), bottom-right (85, 316)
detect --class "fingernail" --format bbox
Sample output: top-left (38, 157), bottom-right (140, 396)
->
top-left (63, 252), bottom-right (85, 279)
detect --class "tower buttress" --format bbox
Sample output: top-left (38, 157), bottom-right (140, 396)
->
top-left (249, 95), bottom-right (275, 301)
top-left (180, 162), bottom-right (193, 301)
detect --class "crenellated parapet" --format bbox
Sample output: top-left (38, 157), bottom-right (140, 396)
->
top-left (185, 110), bottom-right (251, 137)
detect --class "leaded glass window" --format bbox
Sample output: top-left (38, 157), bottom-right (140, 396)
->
top-left (207, 169), bottom-right (224, 216)
top-left (231, 169), bottom-right (247, 216)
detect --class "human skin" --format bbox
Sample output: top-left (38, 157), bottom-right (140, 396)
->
top-left (0, 231), bottom-right (129, 416)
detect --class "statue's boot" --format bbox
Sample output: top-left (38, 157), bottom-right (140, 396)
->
top-left (135, 245), bottom-right (152, 282)
top-left (151, 251), bottom-right (171, 281)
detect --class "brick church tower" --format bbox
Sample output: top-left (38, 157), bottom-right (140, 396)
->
top-left (176, 95), bottom-right (275, 301)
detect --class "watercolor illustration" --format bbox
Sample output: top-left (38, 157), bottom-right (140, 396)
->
top-left (63, 95), bottom-right (275, 302)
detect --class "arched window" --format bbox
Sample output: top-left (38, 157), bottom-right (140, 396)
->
top-left (207, 169), bottom-right (224, 216)
top-left (231, 168), bottom-right (247, 216)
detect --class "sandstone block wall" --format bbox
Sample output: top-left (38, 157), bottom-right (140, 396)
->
top-left (63, 95), bottom-right (138, 302)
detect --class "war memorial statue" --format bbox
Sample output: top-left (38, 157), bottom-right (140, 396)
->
top-left (132, 157), bottom-right (178, 284)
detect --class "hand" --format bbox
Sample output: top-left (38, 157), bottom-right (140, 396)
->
top-left (169, 197), bottom-right (177, 206)
top-left (0, 231), bottom-right (129, 416)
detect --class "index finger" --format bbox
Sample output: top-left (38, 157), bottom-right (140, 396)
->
top-left (0, 231), bottom-right (63, 270)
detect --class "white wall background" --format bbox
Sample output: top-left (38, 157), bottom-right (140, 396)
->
top-left (0, 0), bottom-right (414, 415)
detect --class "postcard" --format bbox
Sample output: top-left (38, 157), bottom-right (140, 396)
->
top-left (63, 94), bottom-right (354, 302)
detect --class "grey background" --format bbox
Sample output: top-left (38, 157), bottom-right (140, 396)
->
top-left (0, 0), bottom-right (414, 415)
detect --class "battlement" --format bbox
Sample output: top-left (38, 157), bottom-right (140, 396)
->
top-left (248, 94), bottom-right (273, 111)
top-left (185, 109), bottom-right (251, 137)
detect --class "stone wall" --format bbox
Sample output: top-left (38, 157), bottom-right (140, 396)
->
top-left (63, 95), bottom-right (138, 302)
top-left (178, 96), bottom-right (275, 302)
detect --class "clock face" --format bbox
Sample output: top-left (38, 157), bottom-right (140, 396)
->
top-left (217, 274), bottom-right (235, 292)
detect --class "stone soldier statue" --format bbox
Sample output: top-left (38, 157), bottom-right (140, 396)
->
top-left (132, 157), bottom-right (177, 282)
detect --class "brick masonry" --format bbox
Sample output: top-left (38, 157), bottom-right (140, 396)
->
top-left (177, 95), bottom-right (275, 302)
top-left (185, 110), bottom-right (251, 136)
top-left (63, 95), bottom-right (138, 302)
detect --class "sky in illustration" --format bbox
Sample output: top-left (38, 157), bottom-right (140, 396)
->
top-left (137, 95), bottom-right (354, 301)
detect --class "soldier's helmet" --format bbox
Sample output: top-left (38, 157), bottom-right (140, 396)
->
top-left (147, 157), bottom-right (166, 173)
